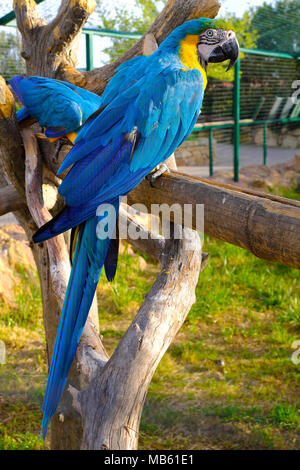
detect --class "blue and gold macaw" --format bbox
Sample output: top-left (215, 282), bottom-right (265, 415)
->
top-left (9, 75), bottom-right (102, 144)
top-left (12, 18), bottom-right (239, 438)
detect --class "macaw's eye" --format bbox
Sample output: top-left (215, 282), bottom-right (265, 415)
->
top-left (206, 29), bottom-right (214, 37)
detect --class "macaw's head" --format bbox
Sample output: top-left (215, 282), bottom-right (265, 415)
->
top-left (162, 18), bottom-right (240, 76)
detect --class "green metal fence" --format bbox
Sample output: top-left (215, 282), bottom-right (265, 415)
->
top-left (1, 1), bottom-right (300, 182)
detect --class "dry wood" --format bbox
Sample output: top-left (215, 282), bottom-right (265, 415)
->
top-left (3, 164), bottom-right (300, 270)
top-left (127, 171), bottom-right (300, 269)
top-left (74, 227), bottom-right (202, 450)
top-left (21, 128), bottom-right (70, 307)
top-left (119, 207), bottom-right (166, 260)
top-left (0, 185), bottom-right (25, 215)
top-left (14, 0), bottom-right (95, 77)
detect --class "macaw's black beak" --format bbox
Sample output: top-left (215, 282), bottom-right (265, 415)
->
top-left (208, 34), bottom-right (240, 71)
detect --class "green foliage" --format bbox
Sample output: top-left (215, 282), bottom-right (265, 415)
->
top-left (0, 431), bottom-right (44, 450)
top-left (95, 0), bottom-right (166, 62)
top-left (250, 0), bottom-right (300, 55)
top-left (269, 183), bottom-right (300, 202)
top-left (269, 403), bottom-right (300, 428)
top-left (0, 31), bottom-right (25, 80)
top-left (0, 268), bottom-right (42, 329)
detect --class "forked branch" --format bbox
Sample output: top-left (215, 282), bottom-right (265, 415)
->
top-left (72, 227), bottom-right (202, 450)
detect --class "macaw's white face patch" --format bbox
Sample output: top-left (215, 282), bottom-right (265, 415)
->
top-left (197, 29), bottom-right (239, 71)
top-left (179, 28), bottom-right (239, 87)
top-left (197, 28), bottom-right (228, 62)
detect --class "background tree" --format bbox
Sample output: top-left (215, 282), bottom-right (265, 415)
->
top-left (96, 0), bottom-right (166, 62)
top-left (0, 30), bottom-right (25, 80)
top-left (250, 0), bottom-right (300, 55)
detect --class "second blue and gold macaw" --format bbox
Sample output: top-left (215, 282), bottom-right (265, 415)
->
top-left (10, 18), bottom-right (239, 438)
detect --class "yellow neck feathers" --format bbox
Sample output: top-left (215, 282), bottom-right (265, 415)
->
top-left (179, 35), bottom-right (207, 89)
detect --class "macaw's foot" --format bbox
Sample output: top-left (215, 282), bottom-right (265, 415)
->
top-left (146, 163), bottom-right (170, 187)
top-left (52, 138), bottom-right (72, 162)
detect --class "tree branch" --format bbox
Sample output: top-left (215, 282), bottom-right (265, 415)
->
top-left (47, 0), bottom-right (95, 56)
top-left (119, 206), bottom-right (165, 260)
top-left (78, 226), bottom-right (203, 450)
top-left (14, 0), bottom-right (47, 32)
top-left (0, 77), bottom-right (26, 201)
top-left (21, 127), bottom-right (70, 305)
top-left (127, 171), bottom-right (300, 269)
top-left (63, 0), bottom-right (221, 91)
top-left (0, 185), bottom-right (26, 216)
top-left (14, 1), bottom-right (95, 77)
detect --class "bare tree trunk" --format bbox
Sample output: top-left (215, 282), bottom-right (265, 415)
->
top-left (0, 0), bottom-right (220, 449)
top-left (78, 228), bottom-right (202, 450)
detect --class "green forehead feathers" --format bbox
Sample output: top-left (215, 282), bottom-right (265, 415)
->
top-left (203, 19), bottom-right (236, 33)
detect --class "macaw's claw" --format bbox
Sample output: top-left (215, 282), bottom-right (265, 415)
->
top-left (146, 163), bottom-right (170, 187)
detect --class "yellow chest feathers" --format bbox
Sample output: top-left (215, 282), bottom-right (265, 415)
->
top-left (179, 35), bottom-right (207, 89)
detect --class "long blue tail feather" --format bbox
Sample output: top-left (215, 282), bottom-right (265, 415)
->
top-left (104, 222), bottom-right (119, 282)
top-left (41, 200), bottom-right (119, 439)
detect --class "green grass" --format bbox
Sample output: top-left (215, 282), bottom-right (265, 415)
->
top-left (0, 185), bottom-right (300, 449)
top-left (269, 183), bottom-right (300, 202)
top-left (0, 266), bottom-right (42, 329)
top-left (0, 431), bottom-right (44, 450)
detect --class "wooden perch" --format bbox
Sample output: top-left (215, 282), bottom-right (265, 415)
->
top-left (21, 127), bottom-right (70, 307)
top-left (2, 167), bottom-right (300, 269)
top-left (127, 172), bottom-right (300, 269)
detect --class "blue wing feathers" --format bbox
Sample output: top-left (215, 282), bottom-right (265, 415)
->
top-left (9, 75), bottom-right (102, 136)
top-left (33, 137), bottom-right (137, 241)
top-left (16, 106), bottom-right (31, 123)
